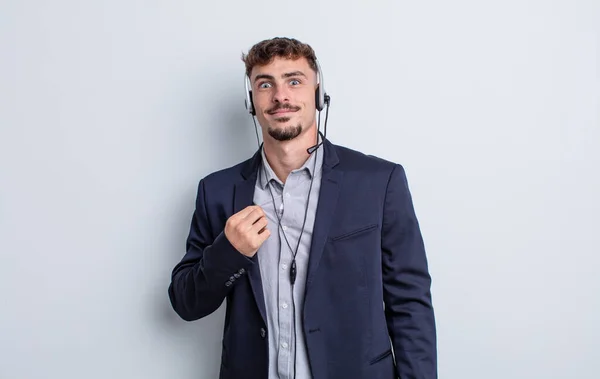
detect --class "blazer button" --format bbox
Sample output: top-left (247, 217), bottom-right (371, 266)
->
top-left (260, 328), bottom-right (266, 338)
top-left (225, 281), bottom-right (232, 287)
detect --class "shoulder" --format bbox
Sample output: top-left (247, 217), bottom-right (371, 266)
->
top-left (203, 159), bottom-right (248, 183)
top-left (194, 154), bottom-right (255, 199)
top-left (331, 141), bottom-right (402, 176)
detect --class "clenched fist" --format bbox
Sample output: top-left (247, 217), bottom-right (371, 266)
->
top-left (224, 205), bottom-right (271, 257)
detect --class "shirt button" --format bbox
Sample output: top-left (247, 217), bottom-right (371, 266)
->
top-left (281, 342), bottom-right (288, 349)
top-left (285, 192), bottom-right (291, 198)
top-left (281, 303), bottom-right (288, 309)
top-left (282, 225), bottom-right (287, 231)
top-left (281, 264), bottom-right (287, 270)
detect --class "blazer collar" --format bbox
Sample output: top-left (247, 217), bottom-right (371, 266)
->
top-left (240, 136), bottom-right (340, 180)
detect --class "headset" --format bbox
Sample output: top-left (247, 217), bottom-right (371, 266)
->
top-left (244, 59), bottom-right (330, 116)
top-left (245, 59), bottom-right (330, 155)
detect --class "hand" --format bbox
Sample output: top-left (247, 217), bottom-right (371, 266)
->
top-left (224, 205), bottom-right (271, 257)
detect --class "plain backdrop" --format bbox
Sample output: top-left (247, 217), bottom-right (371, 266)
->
top-left (1, 1), bottom-right (598, 378)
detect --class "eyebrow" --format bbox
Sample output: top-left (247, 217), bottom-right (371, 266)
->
top-left (282, 71), bottom-right (306, 79)
top-left (253, 71), bottom-right (307, 83)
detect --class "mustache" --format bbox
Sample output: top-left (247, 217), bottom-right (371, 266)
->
top-left (267, 103), bottom-right (300, 114)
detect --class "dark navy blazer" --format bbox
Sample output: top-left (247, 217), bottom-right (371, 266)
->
top-left (168, 138), bottom-right (437, 379)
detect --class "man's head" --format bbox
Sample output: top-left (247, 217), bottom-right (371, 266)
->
top-left (242, 37), bottom-right (320, 142)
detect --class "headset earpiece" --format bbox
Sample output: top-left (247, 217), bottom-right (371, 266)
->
top-left (315, 60), bottom-right (327, 111)
top-left (315, 85), bottom-right (321, 112)
top-left (248, 91), bottom-right (255, 116)
top-left (244, 74), bottom-right (255, 115)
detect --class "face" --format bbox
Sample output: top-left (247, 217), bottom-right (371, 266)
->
top-left (250, 56), bottom-right (318, 142)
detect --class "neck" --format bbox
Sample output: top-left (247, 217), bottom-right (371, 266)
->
top-left (262, 126), bottom-right (319, 184)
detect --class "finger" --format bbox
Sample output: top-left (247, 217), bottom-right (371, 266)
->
top-left (246, 207), bottom-right (265, 224)
top-left (251, 216), bottom-right (268, 233)
top-left (252, 211), bottom-right (268, 226)
top-left (257, 228), bottom-right (271, 243)
top-left (237, 205), bottom-right (259, 219)
top-left (239, 213), bottom-right (264, 234)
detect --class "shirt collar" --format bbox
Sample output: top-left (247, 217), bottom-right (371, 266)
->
top-left (258, 135), bottom-right (324, 190)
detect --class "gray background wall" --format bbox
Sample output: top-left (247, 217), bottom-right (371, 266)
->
top-left (1, 1), bottom-right (598, 378)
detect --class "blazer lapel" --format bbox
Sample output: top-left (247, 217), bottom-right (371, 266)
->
top-left (232, 140), bottom-right (342, 324)
top-left (306, 140), bottom-right (342, 291)
top-left (234, 147), bottom-right (267, 326)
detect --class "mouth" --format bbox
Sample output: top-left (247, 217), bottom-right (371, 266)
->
top-left (267, 106), bottom-right (300, 115)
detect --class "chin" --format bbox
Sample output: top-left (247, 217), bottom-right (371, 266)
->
top-left (267, 124), bottom-right (302, 141)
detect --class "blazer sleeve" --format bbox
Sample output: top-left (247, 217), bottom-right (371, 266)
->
top-left (381, 164), bottom-right (437, 378)
top-left (168, 179), bottom-right (255, 321)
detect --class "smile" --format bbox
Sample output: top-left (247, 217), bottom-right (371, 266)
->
top-left (268, 107), bottom-right (300, 115)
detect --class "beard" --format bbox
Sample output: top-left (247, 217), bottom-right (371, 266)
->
top-left (267, 123), bottom-right (302, 141)
top-left (265, 103), bottom-right (303, 141)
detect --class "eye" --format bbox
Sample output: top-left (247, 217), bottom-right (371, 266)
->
top-left (290, 79), bottom-right (301, 85)
top-left (258, 82), bottom-right (272, 89)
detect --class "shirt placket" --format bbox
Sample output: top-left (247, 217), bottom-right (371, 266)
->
top-left (276, 174), bottom-right (296, 379)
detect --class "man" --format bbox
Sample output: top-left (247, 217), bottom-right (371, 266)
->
top-left (168, 37), bottom-right (437, 379)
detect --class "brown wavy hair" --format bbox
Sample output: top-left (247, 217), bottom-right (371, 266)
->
top-left (242, 37), bottom-right (318, 78)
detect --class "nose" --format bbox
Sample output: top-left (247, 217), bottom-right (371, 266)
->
top-left (272, 85), bottom-right (290, 104)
